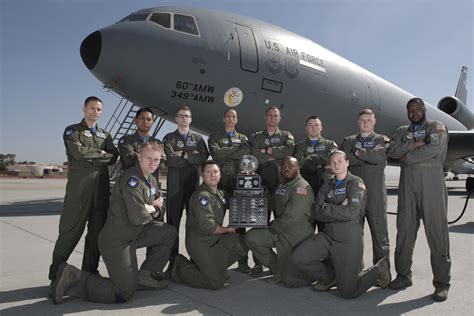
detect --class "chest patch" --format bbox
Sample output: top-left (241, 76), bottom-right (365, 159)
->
top-left (186, 140), bottom-right (197, 147)
top-left (177, 140), bottom-right (184, 148)
top-left (151, 187), bottom-right (157, 195)
top-left (335, 188), bottom-right (347, 195)
top-left (276, 187), bottom-right (288, 195)
top-left (83, 130), bottom-right (92, 138)
top-left (413, 130), bottom-right (426, 138)
top-left (270, 137), bottom-right (281, 144)
top-left (307, 147), bottom-right (314, 153)
top-left (315, 145), bottom-right (326, 151)
top-left (96, 131), bottom-right (106, 139)
top-left (362, 141), bottom-right (375, 149)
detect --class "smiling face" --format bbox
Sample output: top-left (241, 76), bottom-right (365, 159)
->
top-left (407, 103), bottom-right (426, 124)
top-left (281, 156), bottom-right (299, 181)
top-left (202, 163), bottom-right (221, 189)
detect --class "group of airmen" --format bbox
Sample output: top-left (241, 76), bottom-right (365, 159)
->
top-left (48, 95), bottom-right (451, 305)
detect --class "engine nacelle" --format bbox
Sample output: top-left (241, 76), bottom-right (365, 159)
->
top-left (437, 96), bottom-right (474, 129)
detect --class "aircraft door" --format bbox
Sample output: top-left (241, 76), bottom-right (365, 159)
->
top-left (365, 76), bottom-right (381, 112)
top-left (235, 24), bottom-right (259, 73)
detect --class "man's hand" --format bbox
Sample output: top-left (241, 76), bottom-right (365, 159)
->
top-left (341, 198), bottom-right (348, 206)
top-left (214, 225), bottom-right (236, 235)
top-left (145, 204), bottom-right (156, 214)
top-left (171, 151), bottom-right (183, 157)
top-left (411, 140), bottom-right (425, 150)
top-left (152, 197), bottom-right (163, 209)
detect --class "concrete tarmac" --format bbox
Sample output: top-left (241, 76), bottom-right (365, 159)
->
top-left (1, 174), bottom-right (473, 315)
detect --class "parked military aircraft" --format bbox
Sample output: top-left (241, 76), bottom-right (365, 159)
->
top-left (79, 6), bottom-right (474, 181)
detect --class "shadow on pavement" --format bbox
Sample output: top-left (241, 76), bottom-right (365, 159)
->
top-left (0, 199), bottom-right (63, 217)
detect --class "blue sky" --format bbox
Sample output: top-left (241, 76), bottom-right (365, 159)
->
top-left (1, 0), bottom-right (472, 163)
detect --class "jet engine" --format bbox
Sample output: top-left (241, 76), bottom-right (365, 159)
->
top-left (437, 96), bottom-right (474, 130)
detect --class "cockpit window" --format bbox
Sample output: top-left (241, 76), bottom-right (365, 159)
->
top-left (150, 13), bottom-right (171, 28)
top-left (120, 13), bottom-right (150, 22)
top-left (174, 14), bottom-right (199, 35)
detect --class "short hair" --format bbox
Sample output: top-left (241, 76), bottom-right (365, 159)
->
top-left (201, 160), bottom-right (221, 173)
top-left (138, 141), bottom-right (163, 155)
top-left (329, 150), bottom-right (348, 161)
top-left (175, 105), bottom-right (192, 115)
top-left (358, 109), bottom-right (375, 117)
top-left (84, 96), bottom-right (102, 107)
top-left (136, 107), bottom-right (154, 118)
top-left (265, 105), bottom-right (280, 115)
top-left (406, 97), bottom-right (425, 109)
top-left (305, 115), bottom-right (321, 124)
top-left (223, 108), bottom-right (237, 117)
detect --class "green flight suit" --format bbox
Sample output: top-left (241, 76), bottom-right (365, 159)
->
top-left (295, 137), bottom-right (337, 231)
top-left (163, 129), bottom-right (209, 260)
top-left (292, 173), bottom-right (380, 298)
top-left (77, 165), bottom-right (176, 303)
top-left (173, 184), bottom-right (247, 290)
top-left (389, 120), bottom-right (450, 290)
top-left (49, 119), bottom-right (119, 280)
top-left (208, 130), bottom-right (251, 193)
top-left (249, 129), bottom-right (295, 212)
top-left (245, 175), bottom-right (314, 287)
top-left (341, 132), bottom-right (390, 265)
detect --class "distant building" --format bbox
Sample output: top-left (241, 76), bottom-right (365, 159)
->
top-left (6, 164), bottom-right (67, 178)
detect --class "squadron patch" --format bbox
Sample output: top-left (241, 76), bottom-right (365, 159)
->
top-left (177, 140), bottom-right (184, 148)
top-left (264, 139), bottom-right (270, 146)
top-left (83, 130), bottom-right (92, 138)
top-left (296, 187), bottom-right (308, 195)
top-left (119, 137), bottom-right (125, 145)
top-left (199, 196), bottom-right (210, 207)
top-left (335, 188), bottom-right (346, 195)
top-left (276, 187), bottom-right (288, 195)
top-left (127, 176), bottom-right (139, 188)
top-left (307, 147), bottom-right (315, 153)
top-left (413, 130), bottom-right (426, 138)
top-left (64, 128), bottom-right (73, 137)
top-left (358, 182), bottom-right (366, 190)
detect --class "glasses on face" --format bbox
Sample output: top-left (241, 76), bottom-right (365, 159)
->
top-left (176, 114), bottom-right (191, 119)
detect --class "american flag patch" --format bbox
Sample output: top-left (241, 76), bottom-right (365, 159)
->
top-left (296, 187), bottom-right (308, 195)
top-left (436, 124), bottom-right (446, 131)
top-left (358, 182), bottom-right (366, 190)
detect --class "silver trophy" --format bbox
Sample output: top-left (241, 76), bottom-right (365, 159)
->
top-left (240, 155), bottom-right (258, 174)
top-left (229, 155), bottom-right (268, 227)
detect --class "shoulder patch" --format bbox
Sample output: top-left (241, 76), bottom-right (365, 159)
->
top-left (64, 127), bottom-right (74, 137)
top-left (127, 176), bottom-right (139, 188)
top-left (358, 182), bottom-right (366, 190)
top-left (296, 186), bottom-right (308, 195)
top-left (287, 132), bottom-right (294, 140)
top-left (119, 137), bottom-right (126, 144)
top-left (383, 136), bottom-right (390, 142)
top-left (199, 196), bottom-right (210, 207)
top-left (436, 124), bottom-right (446, 131)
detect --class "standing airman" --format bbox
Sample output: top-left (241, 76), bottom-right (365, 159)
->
top-left (49, 96), bottom-right (119, 282)
top-left (388, 98), bottom-right (450, 302)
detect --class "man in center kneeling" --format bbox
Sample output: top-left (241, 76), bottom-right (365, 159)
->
top-left (245, 156), bottom-right (315, 287)
top-left (171, 160), bottom-right (248, 290)
top-left (291, 150), bottom-right (390, 298)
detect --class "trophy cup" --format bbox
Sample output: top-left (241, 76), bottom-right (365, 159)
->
top-left (228, 155), bottom-right (268, 227)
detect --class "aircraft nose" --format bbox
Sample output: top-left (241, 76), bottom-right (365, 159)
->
top-left (80, 31), bottom-right (102, 70)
